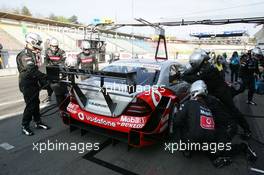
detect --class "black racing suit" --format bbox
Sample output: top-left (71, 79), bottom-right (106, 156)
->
top-left (44, 48), bottom-right (66, 66)
top-left (240, 56), bottom-right (259, 102)
top-left (44, 48), bottom-right (68, 105)
top-left (178, 95), bottom-right (249, 161)
top-left (204, 95), bottom-right (257, 161)
top-left (182, 64), bottom-right (250, 133)
top-left (76, 52), bottom-right (98, 80)
top-left (16, 48), bottom-right (47, 127)
top-left (203, 95), bottom-right (237, 143)
top-left (175, 99), bottom-right (216, 143)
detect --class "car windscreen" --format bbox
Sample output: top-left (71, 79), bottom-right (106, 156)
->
top-left (99, 64), bottom-right (160, 86)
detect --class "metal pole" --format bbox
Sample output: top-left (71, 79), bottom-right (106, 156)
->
top-left (131, 0), bottom-right (134, 57)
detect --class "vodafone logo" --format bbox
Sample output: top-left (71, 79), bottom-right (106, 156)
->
top-left (76, 112), bottom-right (116, 127)
top-left (78, 113), bottom-right (85, 120)
top-left (206, 118), bottom-right (212, 125)
top-left (200, 115), bottom-right (215, 130)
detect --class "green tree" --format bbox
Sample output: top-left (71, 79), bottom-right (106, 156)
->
top-left (21, 6), bottom-right (32, 16)
top-left (56, 16), bottom-right (70, 23)
top-left (47, 13), bottom-right (80, 24)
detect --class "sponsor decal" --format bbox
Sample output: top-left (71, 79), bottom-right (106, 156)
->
top-left (49, 56), bottom-right (61, 61)
top-left (200, 115), bottom-right (215, 130)
top-left (77, 112), bottom-right (116, 127)
top-left (87, 100), bottom-right (108, 108)
top-left (78, 112), bottom-right (85, 120)
top-left (76, 112), bottom-right (146, 129)
top-left (200, 108), bottom-right (212, 116)
top-left (120, 116), bottom-right (146, 124)
top-left (81, 58), bottom-right (93, 63)
top-left (86, 116), bottom-right (116, 127)
top-left (118, 122), bottom-right (144, 128)
top-left (67, 102), bottom-right (78, 114)
top-left (118, 116), bottom-right (146, 129)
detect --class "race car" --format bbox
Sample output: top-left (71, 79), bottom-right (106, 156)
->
top-left (47, 58), bottom-right (190, 147)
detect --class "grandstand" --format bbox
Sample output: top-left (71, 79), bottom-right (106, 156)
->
top-left (0, 11), bottom-right (256, 69)
top-left (255, 26), bottom-right (264, 50)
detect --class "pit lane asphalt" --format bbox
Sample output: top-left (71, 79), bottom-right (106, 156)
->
top-left (0, 75), bottom-right (48, 119)
top-left (0, 76), bottom-right (264, 175)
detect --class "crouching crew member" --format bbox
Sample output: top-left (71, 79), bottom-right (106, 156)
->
top-left (174, 80), bottom-right (257, 168)
top-left (181, 49), bottom-right (251, 139)
top-left (174, 80), bottom-right (220, 164)
top-left (17, 33), bottom-right (50, 136)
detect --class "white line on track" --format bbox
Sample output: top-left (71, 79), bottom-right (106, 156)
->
top-left (250, 167), bottom-right (264, 174)
top-left (0, 75), bottom-right (18, 79)
top-left (0, 99), bottom-right (24, 107)
top-left (0, 103), bottom-right (50, 121)
top-left (0, 142), bottom-right (15, 150)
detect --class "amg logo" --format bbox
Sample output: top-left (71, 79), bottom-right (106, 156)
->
top-left (120, 116), bottom-right (145, 124)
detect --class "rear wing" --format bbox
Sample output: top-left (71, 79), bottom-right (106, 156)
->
top-left (46, 66), bottom-right (136, 90)
top-left (46, 66), bottom-right (137, 115)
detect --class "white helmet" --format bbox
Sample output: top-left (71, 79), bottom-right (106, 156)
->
top-left (81, 41), bottom-right (90, 50)
top-left (50, 38), bottom-right (59, 47)
top-left (190, 80), bottom-right (208, 98)
top-left (189, 49), bottom-right (210, 69)
top-left (252, 47), bottom-right (263, 56)
top-left (25, 33), bottom-right (42, 50)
